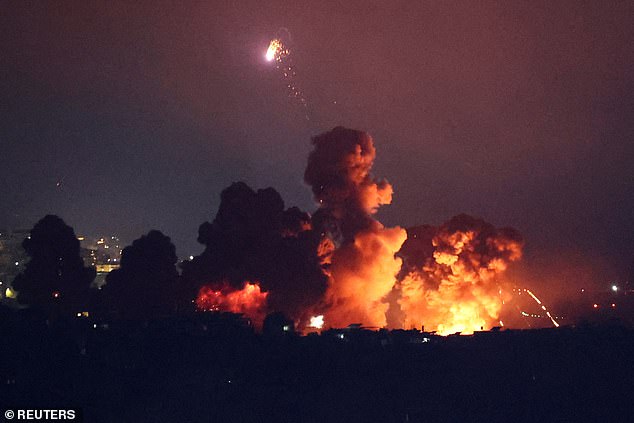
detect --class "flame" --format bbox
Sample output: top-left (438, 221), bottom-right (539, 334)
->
top-left (325, 226), bottom-right (406, 328)
top-left (304, 128), bottom-right (406, 329)
top-left (309, 315), bottom-right (324, 329)
top-left (196, 281), bottom-right (268, 328)
top-left (397, 217), bottom-right (523, 335)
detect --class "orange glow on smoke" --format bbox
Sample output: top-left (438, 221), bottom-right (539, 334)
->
top-left (325, 225), bottom-right (407, 328)
top-left (398, 221), bottom-right (522, 335)
top-left (196, 282), bottom-right (268, 328)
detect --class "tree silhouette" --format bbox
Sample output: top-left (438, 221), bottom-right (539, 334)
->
top-left (104, 230), bottom-right (179, 320)
top-left (12, 215), bottom-right (95, 317)
top-left (263, 312), bottom-right (295, 338)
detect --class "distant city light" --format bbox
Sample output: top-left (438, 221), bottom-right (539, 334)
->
top-left (611, 285), bottom-right (618, 292)
top-left (611, 303), bottom-right (616, 308)
top-left (189, 256), bottom-right (194, 260)
top-left (593, 303), bottom-right (599, 309)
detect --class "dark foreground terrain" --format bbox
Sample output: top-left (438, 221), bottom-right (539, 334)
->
top-left (1, 310), bottom-right (632, 423)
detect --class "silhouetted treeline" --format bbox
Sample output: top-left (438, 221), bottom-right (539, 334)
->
top-left (11, 215), bottom-right (95, 317)
top-left (0, 307), bottom-right (632, 422)
top-left (102, 230), bottom-right (179, 320)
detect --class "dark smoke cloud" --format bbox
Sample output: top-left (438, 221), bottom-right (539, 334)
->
top-left (181, 182), bottom-right (327, 321)
top-left (304, 127), bottom-right (406, 328)
top-left (304, 126), bottom-right (394, 243)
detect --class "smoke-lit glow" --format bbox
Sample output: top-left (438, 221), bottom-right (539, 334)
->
top-left (398, 216), bottom-right (523, 335)
top-left (305, 128), bottom-right (406, 328)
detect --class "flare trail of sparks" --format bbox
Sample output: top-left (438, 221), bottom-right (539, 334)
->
top-left (524, 288), bottom-right (560, 327)
top-left (265, 37), bottom-right (308, 115)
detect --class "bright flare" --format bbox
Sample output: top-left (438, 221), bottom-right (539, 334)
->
top-left (309, 315), bottom-right (325, 329)
top-left (265, 39), bottom-right (285, 62)
top-left (264, 36), bottom-right (307, 112)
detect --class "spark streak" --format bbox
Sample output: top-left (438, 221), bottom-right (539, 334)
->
top-left (524, 289), bottom-right (560, 328)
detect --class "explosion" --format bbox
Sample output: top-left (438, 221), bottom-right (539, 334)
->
top-left (305, 127), bottom-right (407, 328)
top-left (187, 127), bottom-right (525, 334)
top-left (396, 215), bottom-right (523, 334)
top-left (196, 281), bottom-right (268, 328)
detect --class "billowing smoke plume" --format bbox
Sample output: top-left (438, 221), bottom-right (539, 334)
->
top-left (305, 127), bottom-right (407, 328)
top-left (396, 215), bottom-right (523, 334)
top-left (184, 127), bottom-right (523, 334)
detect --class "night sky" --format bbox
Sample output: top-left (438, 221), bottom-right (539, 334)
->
top-left (2, 1), bottom-right (633, 289)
